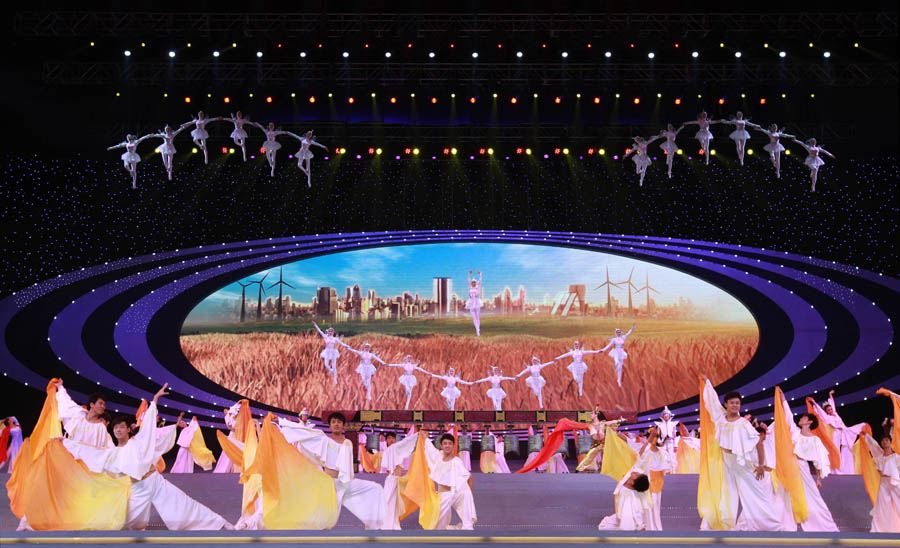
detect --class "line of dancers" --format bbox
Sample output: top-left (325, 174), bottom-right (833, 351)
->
top-left (625, 111), bottom-right (836, 191)
top-left (311, 320), bottom-right (636, 410)
top-left (106, 110), bottom-right (327, 188)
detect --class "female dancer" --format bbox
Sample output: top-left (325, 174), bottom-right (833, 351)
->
top-left (658, 124), bottom-right (684, 179)
top-left (792, 137), bottom-right (836, 192)
top-left (225, 111), bottom-right (251, 161)
top-left (426, 367), bottom-right (474, 411)
top-left (600, 324), bottom-right (636, 387)
top-left (181, 111), bottom-right (220, 165)
top-left (466, 270), bottom-right (484, 336)
top-left (555, 341), bottom-right (603, 397)
top-left (719, 112), bottom-right (757, 166)
top-left (150, 124), bottom-right (187, 181)
top-left (473, 366), bottom-right (518, 411)
top-left (385, 355), bottom-right (429, 409)
top-left (312, 321), bottom-right (344, 385)
top-left (287, 130), bottom-right (328, 187)
top-left (107, 133), bottom-right (152, 189)
top-left (754, 124), bottom-right (795, 179)
top-left (683, 111), bottom-right (719, 165)
top-left (340, 341), bottom-right (386, 401)
top-left (575, 410), bottom-right (625, 472)
top-left (624, 135), bottom-right (661, 186)
top-left (251, 122), bottom-right (292, 177)
top-left (516, 356), bottom-right (557, 409)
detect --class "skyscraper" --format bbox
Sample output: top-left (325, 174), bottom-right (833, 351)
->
top-left (351, 284), bottom-right (362, 320)
top-left (433, 277), bottom-right (452, 316)
top-left (317, 286), bottom-right (337, 317)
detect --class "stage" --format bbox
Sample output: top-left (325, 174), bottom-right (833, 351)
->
top-left (3, 472), bottom-right (897, 547)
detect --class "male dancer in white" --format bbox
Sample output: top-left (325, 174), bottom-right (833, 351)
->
top-left (385, 355), bottom-right (429, 410)
top-left (426, 433), bottom-right (477, 530)
top-left (702, 378), bottom-right (783, 531)
top-left (341, 341), bottom-right (387, 401)
top-left (808, 390), bottom-right (867, 474)
top-left (379, 430), bottom-right (420, 530)
top-left (861, 432), bottom-right (900, 532)
top-left (466, 270), bottom-right (484, 336)
top-left (472, 366), bottom-right (517, 411)
top-left (555, 341), bottom-right (602, 397)
top-left (600, 324), bottom-right (636, 388)
top-left (53, 379), bottom-right (114, 449)
top-left (312, 321), bottom-right (344, 385)
top-left (516, 356), bottom-right (557, 409)
top-left (597, 469), bottom-right (652, 530)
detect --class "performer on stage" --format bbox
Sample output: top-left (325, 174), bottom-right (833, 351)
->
top-left (555, 341), bottom-right (602, 397)
top-left (150, 124), bottom-right (187, 181)
top-left (575, 410), bottom-right (624, 473)
top-left (658, 123), bottom-right (685, 179)
top-left (719, 112), bottom-right (757, 166)
top-left (298, 408), bottom-right (315, 428)
top-left (516, 356), bottom-right (557, 409)
top-left (473, 366), bottom-right (517, 411)
top-left (808, 390), bottom-right (867, 474)
top-left (600, 324), bottom-right (636, 388)
top-left (861, 432), bottom-right (900, 532)
top-left (683, 111), bottom-right (719, 165)
top-left (251, 122), bottom-right (291, 177)
top-left (286, 130), bottom-right (327, 187)
top-left (171, 416), bottom-right (215, 473)
top-left (478, 426), bottom-right (499, 473)
top-left (522, 425), bottom-right (549, 473)
top-left (427, 433), bottom-right (477, 529)
top-left (653, 406), bottom-right (679, 472)
top-left (597, 470), bottom-right (652, 530)
top-left (225, 111), bottom-right (251, 161)
top-left (107, 134), bottom-right (153, 189)
top-left (466, 270), bottom-right (484, 336)
top-left (181, 111), bottom-right (221, 165)
top-left (52, 380), bottom-right (114, 449)
top-left (0, 417), bottom-right (23, 472)
top-left (426, 368), bottom-right (474, 411)
top-left (754, 123), bottom-right (795, 179)
top-left (385, 355), bottom-right (429, 410)
top-left (312, 321), bottom-right (344, 385)
top-left (792, 137), bottom-right (836, 192)
top-left (213, 401), bottom-right (243, 474)
top-left (379, 431), bottom-right (420, 529)
top-left (340, 341), bottom-right (386, 401)
top-left (624, 135), bottom-right (662, 186)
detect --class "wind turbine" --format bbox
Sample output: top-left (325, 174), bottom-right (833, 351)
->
top-left (237, 281), bottom-right (252, 322)
top-left (634, 271), bottom-right (661, 316)
top-left (268, 266), bottom-right (295, 321)
top-left (246, 272), bottom-right (268, 320)
top-left (594, 266), bottom-right (620, 317)
top-left (617, 267), bottom-right (639, 317)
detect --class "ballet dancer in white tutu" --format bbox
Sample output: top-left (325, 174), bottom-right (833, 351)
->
top-left (792, 137), bottom-right (836, 192)
top-left (149, 124), bottom-right (187, 181)
top-left (624, 135), bottom-right (661, 186)
top-left (600, 324), bottom-right (636, 387)
top-left (287, 130), bottom-right (328, 187)
top-left (312, 321), bottom-right (345, 385)
top-left (181, 111), bottom-right (221, 165)
top-left (754, 124), bottom-right (795, 179)
top-left (516, 356), bottom-right (558, 409)
top-left (658, 124), bottom-right (685, 179)
top-left (340, 341), bottom-right (386, 401)
top-left (473, 366), bottom-right (517, 411)
top-left (555, 341), bottom-right (603, 397)
top-left (466, 270), bottom-right (484, 336)
top-left (683, 111), bottom-right (719, 165)
top-left (251, 122), bottom-right (292, 177)
top-left (385, 355), bottom-right (430, 410)
top-left (107, 133), bottom-right (153, 189)
top-left (426, 367), bottom-right (474, 411)
top-left (719, 112), bottom-right (758, 166)
top-left (225, 112), bottom-right (251, 161)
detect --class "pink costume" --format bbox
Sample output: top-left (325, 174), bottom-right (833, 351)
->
top-left (430, 370), bottom-right (473, 411)
top-left (555, 345), bottom-right (601, 397)
top-left (387, 358), bottom-right (426, 409)
top-left (343, 344), bottom-right (385, 401)
top-left (289, 133), bottom-right (327, 187)
top-left (518, 359), bottom-right (555, 409)
top-left (803, 145), bottom-right (826, 169)
top-left (466, 271), bottom-right (483, 336)
top-left (809, 395), bottom-right (866, 474)
top-left (862, 433), bottom-right (900, 533)
top-left (261, 129), bottom-right (284, 153)
top-left (474, 370), bottom-right (516, 411)
top-left (55, 385), bottom-right (114, 449)
top-left (213, 402), bottom-right (242, 474)
top-left (694, 119), bottom-right (714, 145)
top-left (660, 130), bottom-right (680, 155)
top-left (727, 119), bottom-right (751, 142)
top-left (600, 326), bottom-right (635, 387)
top-left (228, 115), bottom-right (250, 160)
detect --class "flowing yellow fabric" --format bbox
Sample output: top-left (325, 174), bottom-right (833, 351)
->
top-left (244, 414), bottom-right (338, 530)
top-left (804, 397), bottom-right (841, 471)
top-left (358, 444), bottom-right (381, 473)
top-left (600, 427), bottom-right (636, 481)
top-left (217, 430), bottom-right (245, 468)
top-left (6, 379), bottom-right (130, 530)
top-left (697, 378), bottom-right (729, 530)
top-left (134, 399), bottom-right (148, 427)
top-left (649, 470), bottom-right (665, 493)
top-left (774, 387), bottom-right (808, 524)
top-left (399, 432), bottom-right (440, 529)
top-left (188, 423), bottom-right (216, 470)
top-left (233, 399), bottom-right (252, 444)
top-left (238, 420), bottom-right (261, 518)
top-left (876, 388), bottom-right (900, 455)
top-left (479, 449), bottom-right (499, 473)
top-left (676, 437), bottom-right (700, 474)
top-left (853, 424), bottom-right (879, 506)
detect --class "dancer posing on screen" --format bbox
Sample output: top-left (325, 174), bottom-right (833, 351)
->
top-left (792, 137), bottom-right (836, 192)
top-left (624, 134), bottom-right (662, 186)
top-left (286, 130), bottom-right (328, 188)
top-left (426, 367), bottom-right (475, 411)
top-left (600, 324), bottom-right (636, 387)
top-left (340, 341), bottom-right (386, 401)
top-left (658, 123), bottom-right (684, 179)
top-left (466, 270), bottom-right (484, 336)
top-left (149, 124), bottom-right (187, 181)
top-left (312, 321), bottom-right (344, 385)
top-left (516, 356), bottom-right (558, 409)
top-left (473, 366), bottom-right (518, 411)
top-left (719, 112), bottom-right (758, 167)
top-left (555, 341), bottom-right (603, 397)
top-left (683, 111), bottom-right (719, 165)
top-left (754, 124), bottom-right (794, 179)
top-left (224, 111), bottom-right (251, 161)
top-left (107, 133), bottom-right (153, 189)
top-left (385, 355), bottom-right (430, 410)
top-left (181, 111), bottom-right (221, 165)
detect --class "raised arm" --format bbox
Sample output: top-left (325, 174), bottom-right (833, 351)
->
top-left (646, 134), bottom-right (662, 144)
top-left (310, 138), bottom-right (328, 150)
top-left (515, 365), bottom-right (530, 378)
top-left (107, 141), bottom-right (126, 151)
top-left (622, 324), bottom-right (636, 340)
top-left (702, 378), bottom-right (726, 424)
top-left (582, 349), bottom-right (603, 355)
top-left (819, 147), bottom-right (836, 159)
top-left (779, 390), bottom-right (799, 435)
top-left (752, 125), bottom-right (770, 136)
top-left (372, 354), bottom-right (387, 365)
top-left (538, 360), bottom-right (557, 370)
top-left (311, 321), bottom-right (326, 338)
top-left (53, 380), bottom-right (87, 423)
top-left (171, 125), bottom-right (188, 137)
top-left (554, 350), bottom-right (573, 361)
top-left (342, 343), bottom-right (362, 356)
top-left (683, 120), bottom-right (699, 126)
top-left (599, 340), bottom-right (613, 352)
top-left (791, 137), bottom-right (810, 151)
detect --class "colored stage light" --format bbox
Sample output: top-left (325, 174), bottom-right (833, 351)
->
top-left (785, 149), bottom-right (791, 156)
top-left (224, 97), bottom-right (230, 103)
top-left (692, 51), bottom-right (699, 58)
top-left (259, 147), bottom-right (266, 153)
top-left (676, 149), bottom-right (683, 155)
top-left (409, 93), bottom-right (415, 98)
top-left (633, 97), bottom-right (640, 104)
top-left (443, 148), bottom-right (450, 155)
top-left (487, 148), bottom-right (493, 155)
top-left (163, 93), bottom-right (168, 97)
top-left (221, 146), bottom-right (228, 153)
top-left (90, 41), bottom-right (95, 46)
top-left (533, 93), bottom-right (538, 98)
top-left (451, 147), bottom-right (458, 155)
top-left (576, 93), bottom-right (581, 98)
top-left (124, 50), bottom-right (131, 57)
top-left (587, 148), bottom-right (594, 154)
top-left (479, 148), bottom-right (486, 155)
top-left (760, 98), bottom-right (766, 104)
top-left (371, 92), bottom-right (376, 98)
top-left (229, 148), bottom-right (235, 154)
top-left (390, 97), bottom-right (397, 103)
top-left (675, 98), bottom-right (681, 105)
top-left (309, 96), bottom-right (315, 103)
top-left (266, 96), bottom-right (273, 103)
top-left (340, 148), bottom-right (347, 154)
top-left (431, 97), bottom-right (437, 104)
top-left (808, 42), bottom-right (814, 48)
top-left (854, 42), bottom-right (859, 48)
top-left (405, 148), bottom-right (412, 155)
top-left (348, 97), bottom-right (354, 103)
top-left (470, 97), bottom-right (476, 103)
top-left (810, 93), bottom-right (815, 98)
top-left (554, 97), bottom-right (561, 104)
top-left (593, 97), bottom-right (600, 103)
top-left (554, 148), bottom-right (561, 155)
top-left (615, 93), bottom-right (620, 98)
top-left (300, 52), bottom-right (307, 58)
top-left (498, 43), bottom-right (503, 48)
top-left (525, 148), bottom-right (532, 155)
top-left (781, 93), bottom-right (787, 98)
top-left (191, 148), bottom-right (198, 153)
top-left (510, 97), bottom-right (517, 104)
top-left (562, 148), bottom-right (569, 155)
top-left (368, 148), bottom-right (375, 155)
top-left (376, 148), bottom-right (383, 155)
top-left (184, 97), bottom-right (191, 103)
top-left (413, 148), bottom-right (420, 155)
top-left (493, 93), bottom-right (498, 98)
top-left (115, 92), bottom-right (120, 97)
top-left (747, 149), bottom-right (754, 155)
top-left (516, 148), bottom-right (523, 154)
top-left (657, 93), bottom-right (662, 98)
top-left (718, 98), bottom-right (725, 104)
top-left (710, 149), bottom-right (716, 155)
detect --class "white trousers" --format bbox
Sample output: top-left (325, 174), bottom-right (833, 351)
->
top-left (335, 478), bottom-right (385, 530)
top-left (437, 486), bottom-right (476, 530)
top-left (126, 472), bottom-right (229, 530)
top-left (598, 489), bottom-right (649, 531)
top-left (722, 451), bottom-right (782, 531)
top-left (871, 477), bottom-right (900, 533)
top-left (381, 475), bottom-right (403, 530)
top-left (796, 461), bottom-right (839, 531)
top-left (647, 492), bottom-right (663, 531)
top-left (213, 451), bottom-right (235, 473)
top-left (170, 447), bottom-right (194, 473)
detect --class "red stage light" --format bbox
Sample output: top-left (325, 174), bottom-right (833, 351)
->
top-left (554, 148), bottom-right (561, 155)
top-left (542, 44), bottom-right (547, 48)
top-left (718, 98), bottom-right (725, 104)
top-left (470, 97), bottom-right (476, 103)
top-left (184, 97), bottom-right (191, 103)
top-left (497, 43), bottom-right (502, 48)
top-left (479, 148), bottom-right (486, 155)
top-left (630, 43), bottom-right (635, 48)
top-left (221, 146), bottom-right (228, 154)
top-left (675, 43), bottom-right (680, 48)
top-left (633, 97), bottom-right (640, 104)
top-left (390, 97), bottom-right (397, 103)
top-left (699, 148), bottom-right (706, 155)
top-left (443, 148), bottom-right (450, 155)
top-left (760, 98), bottom-right (767, 104)
top-left (407, 43), bottom-right (412, 48)
top-left (587, 43), bottom-right (592, 48)
top-left (348, 97), bottom-right (355, 104)
top-left (450, 44), bottom-right (455, 48)
top-left (554, 97), bottom-right (561, 104)
top-left (593, 97), bottom-right (600, 103)
top-left (675, 98), bottom-right (682, 105)
top-left (365, 43), bottom-right (369, 48)
top-left (309, 96), bottom-right (315, 103)
top-left (266, 96), bottom-right (273, 103)
top-left (516, 147), bottom-right (523, 154)
top-left (587, 148), bottom-right (595, 154)
top-left (404, 148), bottom-right (412, 155)
top-left (259, 147), bottom-right (266, 153)
top-left (431, 97), bottom-right (437, 104)
top-left (625, 148), bottom-right (632, 154)
top-left (223, 97), bottom-right (230, 103)
top-left (510, 97), bottom-right (517, 104)
top-left (277, 44), bottom-right (282, 48)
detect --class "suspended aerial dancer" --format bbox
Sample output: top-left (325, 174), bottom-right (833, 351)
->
top-left (555, 341), bottom-right (603, 397)
top-left (624, 134), bottom-right (662, 186)
top-left (466, 270), bottom-right (484, 336)
top-left (683, 111), bottom-right (719, 165)
top-left (225, 111), bottom-right (251, 161)
top-left (473, 366), bottom-right (517, 411)
top-left (287, 130), bottom-right (328, 188)
top-left (426, 367), bottom-right (474, 411)
top-left (719, 112), bottom-right (758, 166)
top-left (658, 123), bottom-right (685, 179)
top-left (181, 111), bottom-right (221, 165)
top-left (340, 341), bottom-right (386, 401)
top-left (516, 356), bottom-right (558, 409)
top-left (107, 133), bottom-right (153, 189)
top-left (792, 137), bottom-right (836, 192)
top-left (807, 390), bottom-right (867, 475)
top-left (754, 124), bottom-right (794, 179)
top-left (600, 324), bottom-right (636, 387)
top-left (384, 355), bottom-right (428, 409)
top-left (312, 321), bottom-right (344, 385)
top-left (150, 124), bottom-right (187, 181)
top-left (250, 122), bottom-right (292, 177)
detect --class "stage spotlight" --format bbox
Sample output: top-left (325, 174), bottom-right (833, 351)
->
top-left (516, 147), bottom-right (523, 154)
top-left (371, 92), bottom-right (376, 98)
top-left (233, 43), bottom-right (238, 48)
top-left (309, 96), bottom-right (315, 103)
top-left (525, 148), bottom-right (532, 155)
top-left (633, 97), bottom-right (640, 104)
top-left (493, 93), bottom-right (498, 98)
top-left (168, 50), bottom-right (175, 58)
top-left (604, 51), bottom-right (612, 58)
top-left (615, 93), bottom-right (620, 98)
top-left (256, 51), bottom-right (263, 58)
top-left (90, 41), bottom-right (95, 46)
top-left (676, 149), bottom-right (683, 155)
top-left (718, 98), bottom-right (725, 104)
top-left (598, 148), bottom-right (606, 155)
top-left (854, 42), bottom-right (859, 48)
top-left (562, 51), bottom-right (568, 58)
top-left (487, 148), bottom-right (493, 155)
top-left (451, 93), bottom-right (456, 98)
top-left (808, 42), bottom-right (814, 48)
top-left (675, 98), bottom-right (682, 105)
top-left (779, 51), bottom-right (787, 58)
top-left (735, 51), bottom-right (742, 58)
top-left (115, 92), bottom-right (120, 97)
top-left (823, 51), bottom-right (831, 58)
top-left (510, 97), bottom-right (518, 104)
top-left (741, 93), bottom-right (746, 98)
top-left (516, 51), bottom-right (523, 58)
top-left (710, 149), bottom-right (716, 155)
top-left (692, 51), bottom-right (699, 58)
top-left (340, 148), bottom-right (346, 154)
top-left (124, 50), bottom-right (131, 57)
top-left (764, 43), bottom-right (769, 48)
top-left (760, 98), bottom-right (766, 104)
top-left (554, 96), bottom-right (561, 104)
top-left (533, 93), bottom-right (538, 98)
top-left (562, 148), bottom-right (569, 155)
top-left (410, 93), bottom-right (415, 98)
top-left (290, 93), bottom-right (296, 99)
top-left (390, 97), bottom-right (397, 103)
top-left (576, 93), bottom-right (581, 98)
top-left (657, 93), bottom-right (662, 98)
top-left (413, 148), bottom-right (420, 155)
top-left (405, 148), bottom-right (412, 155)
top-left (228, 148), bottom-right (235, 154)
top-left (348, 97), bottom-right (354, 103)
top-left (191, 148), bottom-right (198, 154)
top-left (428, 51), bottom-right (435, 58)
top-left (342, 51), bottom-right (349, 58)
top-left (376, 148), bottom-right (383, 155)
top-left (719, 42), bottom-right (724, 48)
top-left (224, 97), bottom-right (230, 103)
top-left (647, 52), bottom-right (655, 59)
top-left (810, 93), bottom-right (815, 98)
top-left (300, 51), bottom-right (307, 58)
top-left (472, 52), bottom-right (479, 58)
top-left (785, 149), bottom-right (791, 156)
top-left (184, 96), bottom-right (191, 103)
top-left (385, 52), bottom-right (392, 58)
top-left (213, 50), bottom-right (220, 57)
top-left (587, 148), bottom-right (594, 154)
top-left (266, 96), bottom-right (273, 103)
top-left (697, 94), bottom-right (702, 98)
top-left (781, 93), bottom-right (787, 98)
top-left (470, 97), bottom-right (476, 103)
top-left (747, 149), bottom-right (754, 155)
top-left (593, 97), bottom-right (600, 103)
top-left (431, 97), bottom-right (438, 104)
top-left (221, 146), bottom-right (228, 154)
top-left (443, 148), bottom-right (450, 155)
top-left (451, 147), bottom-right (458, 155)
top-left (368, 148), bottom-right (374, 155)
top-left (479, 148), bottom-right (486, 155)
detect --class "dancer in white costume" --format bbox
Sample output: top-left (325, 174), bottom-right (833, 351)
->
top-left (312, 322), bottom-right (345, 385)
top-left (181, 111), bottom-right (221, 165)
top-left (379, 430), bottom-right (420, 529)
top-left (516, 357), bottom-right (557, 409)
top-left (341, 341), bottom-right (387, 401)
top-left (719, 112), bottom-right (758, 166)
top-left (555, 341), bottom-right (603, 397)
top-left (287, 130), bottom-right (328, 187)
top-left (426, 367), bottom-right (474, 411)
top-left (653, 406), bottom-right (679, 472)
top-left (861, 432), bottom-right (900, 533)
top-left (0, 417), bottom-right (23, 472)
top-left (683, 111), bottom-right (719, 165)
top-left (52, 379), bottom-right (114, 449)
top-left (250, 122), bottom-right (292, 177)
top-left (473, 366), bottom-right (517, 411)
top-left (792, 137), bottom-right (836, 192)
top-left (808, 390), bottom-right (867, 474)
top-left (149, 124), bottom-right (187, 181)
top-left (466, 270), bottom-right (484, 336)
top-left (600, 324), bottom-right (636, 387)
top-left (625, 135), bottom-right (662, 186)
top-left (754, 123), bottom-right (794, 179)
top-left (385, 355), bottom-right (429, 410)
top-left (597, 469), bottom-right (652, 530)
top-left (658, 123), bottom-right (685, 178)
top-left (107, 133), bottom-right (153, 189)
top-left (213, 401), bottom-right (242, 474)
top-left (225, 111), bottom-right (251, 161)
top-left (430, 433), bottom-right (478, 529)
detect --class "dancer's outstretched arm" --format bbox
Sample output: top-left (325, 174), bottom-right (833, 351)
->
top-left (622, 324), bottom-right (636, 339)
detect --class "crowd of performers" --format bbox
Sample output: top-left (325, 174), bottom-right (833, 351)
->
top-left (4, 377), bottom-right (898, 533)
